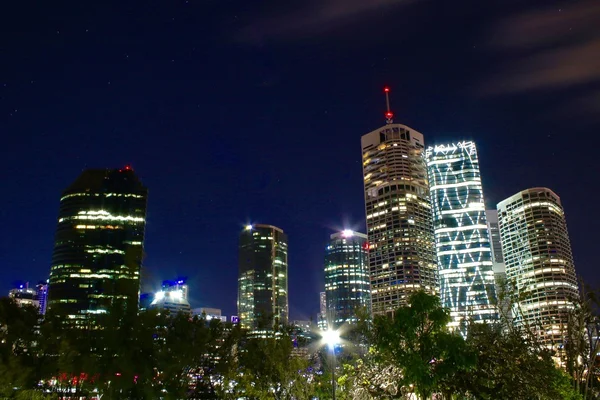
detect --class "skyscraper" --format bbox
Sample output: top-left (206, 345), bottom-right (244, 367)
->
top-left (324, 230), bottom-right (371, 328)
top-left (48, 167), bottom-right (148, 326)
top-left (362, 116), bottom-right (437, 316)
top-left (497, 188), bottom-right (579, 347)
top-left (238, 224), bottom-right (288, 332)
top-left (426, 141), bottom-right (497, 332)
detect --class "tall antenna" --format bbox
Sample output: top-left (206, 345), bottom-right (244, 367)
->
top-left (384, 86), bottom-right (394, 124)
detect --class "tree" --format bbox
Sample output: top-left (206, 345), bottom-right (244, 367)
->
top-left (370, 290), bottom-right (475, 400)
top-left (0, 298), bottom-right (41, 398)
top-left (458, 322), bottom-right (582, 400)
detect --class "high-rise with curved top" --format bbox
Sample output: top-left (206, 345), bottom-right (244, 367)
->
top-left (238, 224), bottom-right (288, 333)
top-left (48, 168), bottom-right (148, 327)
top-left (362, 124), bottom-right (437, 316)
top-left (497, 188), bottom-right (579, 347)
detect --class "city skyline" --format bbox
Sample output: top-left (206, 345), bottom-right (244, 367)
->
top-left (2, 0), bottom-right (599, 320)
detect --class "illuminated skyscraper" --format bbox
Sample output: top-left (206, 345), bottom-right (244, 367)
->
top-left (426, 141), bottom-right (497, 332)
top-left (497, 188), bottom-right (579, 347)
top-left (362, 100), bottom-right (437, 316)
top-left (48, 167), bottom-right (148, 326)
top-left (324, 230), bottom-right (371, 328)
top-left (238, 224), bottom-right (288, 332)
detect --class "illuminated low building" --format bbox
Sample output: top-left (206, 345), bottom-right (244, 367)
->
top-left (150, 288), bottom-right (191, 316)
top-left (324, 230), bottom-right (371, 328)
top-left (9, 284), bottom-right (40, 308)
top-left (426, 141), bottom-right (498, 334)
top-left (47, 167), bottom-right (148, 327)
top-left (497, 188), bottom-right (579, 347)
top-left (192, 307), bottom-right (227, 322)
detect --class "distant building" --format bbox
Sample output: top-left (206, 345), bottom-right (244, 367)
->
top-left (497, 188), bottom-right (579, 347)
top-left (150, 288), bottom-right (191, 316)
top-left (9, 284), bottom-right (39, 309)
top-left (426, 141), bottom-right (497, 333)
top-left (47, 167), bottom-right (148, 327)
top-left (362, 120), bottom-right (437, 316)
top-left (317, 292), bottom-right (327, 330)
top-left (35, 281), bottom-right (48, 315)
top-left (192, 307), bottom-right (227, 322)
top-left (486, 210), bottom-right (511, 321)
top-left (238, 224), bottom-right (288, 332)
top-left (325, 230), bottom-right (371, 328)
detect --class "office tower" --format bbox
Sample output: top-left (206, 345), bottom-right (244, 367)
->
top-left (318, 291), bottom-right (327, 330)
top-left (361, 102), bottom-right (437, 316)
top-left (48, 167), bottom-right (148, 327)
top-left (35, 281), bottom-right (49, 315)
top-left (324, 230), bottom-right (371, 328)
top-left (238, 224), bottom-right (288, 332)
top-left (9, 284), bottom-right (40, 308)
top-left (426, 141), bottom-right (497, 332)
top-left (497, 188), bottom-right (579, 346)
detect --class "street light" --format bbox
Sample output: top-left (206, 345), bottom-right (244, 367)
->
top-left (321, 329), bottom-right (341, 400)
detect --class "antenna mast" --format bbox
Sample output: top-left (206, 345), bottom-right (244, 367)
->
top-left (384, 87), bottom-right (394, 124)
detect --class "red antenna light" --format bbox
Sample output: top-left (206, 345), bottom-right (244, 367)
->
top-left (384, 86), bottom-right (393, 124)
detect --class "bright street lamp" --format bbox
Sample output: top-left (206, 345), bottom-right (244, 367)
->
top-left (321, 329), bottom-right (341, 400)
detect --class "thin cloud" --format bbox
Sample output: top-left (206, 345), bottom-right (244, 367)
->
top-left (483, 0), bottom-right (600, 94)
top-left (238, 0), bottom-right (414, 43)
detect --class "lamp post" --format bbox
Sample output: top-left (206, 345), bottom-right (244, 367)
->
top-left (322, 328), bottom-right (340, 400)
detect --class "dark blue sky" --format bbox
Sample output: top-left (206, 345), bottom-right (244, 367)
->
top-left (2, 0), bottom-right (599, 320)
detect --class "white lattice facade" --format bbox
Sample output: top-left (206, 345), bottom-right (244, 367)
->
top-left (426, 141), bottom-right (498, 333)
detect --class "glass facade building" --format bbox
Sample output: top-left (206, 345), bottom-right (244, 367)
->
top-left (426, 141), bottom-right (497, 332)
top-left (362, 124), bottom-right (437, 316)
top-left (48, 168), bottom-right (148, 327)
top-left (238, 224), bottom-right (288, 332)
top-left (497, 188), bottom-right (579, 347)
top-left (324, 230), bottom-right (371, 328)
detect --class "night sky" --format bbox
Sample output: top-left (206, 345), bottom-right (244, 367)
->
top-left (2, 0), bottom-right (599, 320)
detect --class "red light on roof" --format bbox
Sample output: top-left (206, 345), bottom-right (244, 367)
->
top-left (124, 165), bottom-right (132, 171)
top-left (385, 111), bottom-right (394, 118)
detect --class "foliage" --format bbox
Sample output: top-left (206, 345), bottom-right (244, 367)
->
top-left (457, 323), bottom-right (581, 400)
top-left (370, 291), bottom-right (475, 399)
